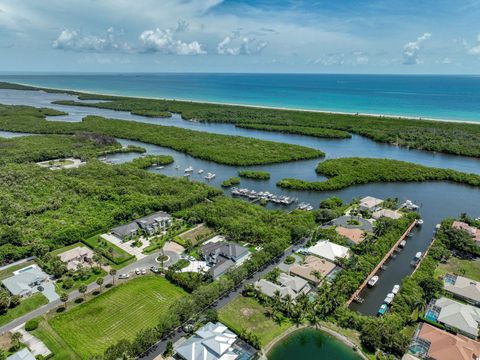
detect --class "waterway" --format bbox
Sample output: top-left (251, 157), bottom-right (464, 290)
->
top-left (0, 88), bottom-right (479, 316)
top-left (267, 328), bottom-right (361, 360)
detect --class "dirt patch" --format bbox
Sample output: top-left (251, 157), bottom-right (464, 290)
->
top-left (0, 333), bottom-right (12, 350)
top-left (240, 307), bottom-right (256, 316)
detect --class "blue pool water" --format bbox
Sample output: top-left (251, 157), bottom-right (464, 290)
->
top-left (1, 73), bottom-right (480, 122)
top-left (425, 310), bottom-right (438, 322)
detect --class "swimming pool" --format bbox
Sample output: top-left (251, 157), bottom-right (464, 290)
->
top-left (425, 310), bottom-right (438, 322)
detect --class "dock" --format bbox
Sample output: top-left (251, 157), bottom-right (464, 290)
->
top-left (347, 219), bottom-right (417, 306)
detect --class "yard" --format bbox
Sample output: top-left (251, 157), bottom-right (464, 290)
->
top-left (82, 234), bottom-right (135, 267)
top-left (0, 260), bottom-right (36, 281)
top-left (176, 224), bottom-right (214, 246)
top-left (218, 295), bottom-right (293, 347)
top-left (47, 276), bottom-right (186, 358)
top-left (0, 293), bottom-right (48, 327)
top-left (434, 256), bottom-right (480, 281)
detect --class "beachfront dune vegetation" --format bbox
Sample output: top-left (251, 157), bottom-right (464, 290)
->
top-left (238, 170), bottom-right (271, 180)
top-left (0, 104), bottom-right (324, 166)
top-left (236, 123), bottom-right (352, 139)
top-left (11, 80), bottom-right (477, 158)
top-left (0, 133), bottom-right (122, 165)
top-left (0, 161), bottom-right (220, 265)
top-left (277, 157), bottom-right (480, 191)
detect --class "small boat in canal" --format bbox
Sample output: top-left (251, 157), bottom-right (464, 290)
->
top-left (198, 169), bottom-right (204, 174)
top-left (411, 252), bottom-right (422, 266)
top-left (415, 251), bottom-right (422, 259)
top-left (417, 219), bottom-right (424, 226)
top-left (184, 166), bottom-right (194, 172)
top-left (367, 275), bottom-right (379, 287)
top-left (377, 304), bottom-right (388, 316)
top-left (204, 172), bottom-right (216, 180)
top-left (384, 293), bottom-right (395, 304)
top-left (399, 240), bottom-right (407, 248)
top-left (392, 284), bottom-right (400, 294)
top-left (156, 166), bottom-right (164, 169)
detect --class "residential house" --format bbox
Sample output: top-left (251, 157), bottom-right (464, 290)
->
top-left (255, 273), bottom-right (310, 299)
top-left (174, 322), bottom-right (256, 360)
top-left (290, 255), bottom-right (336, 285)
top-left (305, 240), bottom-right (350, 263)
top-left (7, 348), bottom-right (36, 360)
top-left (57, 246), bottom-right (94, 271)
top-left (359, 196), bottom-right (383, 212)
top-left (201, 241), bottom-right (250, 279)
top-left (452, 221), bottom-right (480, 243)
top-left (111, 211), bottom-right (172, 240)
top-left (443, 273), bottom-right (480, 306)
top-left (372, 209), bottom-right (402, 220)
top-left (2, 265), bottom-right (48, 298)
top-left (335, 226), bottom-right (366, 245)
top-left (408, 322), bottom-right (480, 360)
top-left (433, 297), bottom-right (480, 339)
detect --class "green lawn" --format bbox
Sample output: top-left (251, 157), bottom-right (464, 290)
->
top-left (48, 276), bottom-right (186, 358)
top-left (31, 318), bottom-right (80, 360)
top-left (435, 257), bottom-right (480, 281)
top-left (82, 235), bottom-right (135, 265)
top-left (218, 295), bottom-right (293, 347)
top-left (0, 293), bottom-right (48, 327)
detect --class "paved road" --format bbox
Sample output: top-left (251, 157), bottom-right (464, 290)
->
top-left (0, 252), bottom-right (161, 334)
top-left (140, 237), bottom-right (310, 360)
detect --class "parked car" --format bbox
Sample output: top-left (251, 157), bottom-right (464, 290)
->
top-left (119, 273), bottom-right (130, 279)
top-left (141, 268), bottom-right (147, 275)
top-left (150, 266), bottom-right (160, 273)
top-left (135, 268), bottom-right (141, 275)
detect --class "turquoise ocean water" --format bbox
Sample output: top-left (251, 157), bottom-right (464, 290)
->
top-left (1, 73), bottom-right (480, 122)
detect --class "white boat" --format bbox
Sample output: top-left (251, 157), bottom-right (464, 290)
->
top-left (417, 219), bottom-right (424, 226)
top-left (399, 240), bottom-right (407, 248)
top-left (198, 169), bottom-right (204, 174)
top-left (384, 293), bottom-right (395, 304)
top-left (184, 166), bottom-right (194, 173)
top-left (156, 166), bottom-right (164, 169)
top-left (204, 172), bottom-right (216, 180)
top-left (392, 284), bottom-right (400, 294)
top-left (415, 252), bottom-right (422, 259)
top-left (368, 275), bottom-right (379, 287)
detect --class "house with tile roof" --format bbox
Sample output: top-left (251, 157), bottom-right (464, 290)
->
top-left (452, 221), bottom-right (480, 243)
top-left (408, 323), bottom-right (480, 360)
top-left (174, 322), bottom-right (256, 360)
top-left (433, 297), bottom-right (480, 339)
top-left (444, 273), bottom-right (480, 306)
top-left (289, 255), bottom-right (336, 285)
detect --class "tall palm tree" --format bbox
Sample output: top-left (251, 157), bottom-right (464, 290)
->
top-left (109, 269), bottom-right (117, 285)
top-left (283, 294), bottom-right (294, 317)
top-left (60, 292), bottom-right (69, 308)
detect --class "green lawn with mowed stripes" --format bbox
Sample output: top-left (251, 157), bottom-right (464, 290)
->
top-left (49, 276), bottom-right (186, 358)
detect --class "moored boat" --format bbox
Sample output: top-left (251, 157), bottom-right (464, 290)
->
top-left (392, 284), bottom-right (400, 294)
top-left (367, 275), bottom-right (379, 287)
top-left (378, 304), bottom-right (388, 316)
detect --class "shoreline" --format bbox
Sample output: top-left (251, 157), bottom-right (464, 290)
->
top-left (261, 324), bottom-right (368, 360)
top-left (4, 81), bottom-right (480, 125)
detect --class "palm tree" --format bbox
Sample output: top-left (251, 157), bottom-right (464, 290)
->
top-left (283, 294), bottom-right (294, 317)
top-left (109, 269), bottom-right (117, 285)
top-left (96, 277), bottom-right (104, 291)
top-left (309, 311), bottom-right (322, 330)
top-left (78, 285), bottom-right (87, 300)
top-left (310, 270), bottom-right (322, 284)
top-left (60, 293), bottom-right (69, 308)
top-left (272, 290), bottom-right (283, 311)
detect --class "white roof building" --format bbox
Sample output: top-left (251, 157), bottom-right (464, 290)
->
top-left (175, 322), bottom-right (255, 360)
top-left (307, 240), bottom-right (350, 263)
top-left (359, 196), bottom-right (383, 211)
top-left (444, 274), bottom-right (480, 305)
top-left (7, 348), bottom-right (36, 360)
top-left (435, 297), bottom-right (480, 339)
top-left (255, 273), bottom-right (310, 299)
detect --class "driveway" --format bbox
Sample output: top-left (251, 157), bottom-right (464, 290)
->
top-left (41, 281), bottom-right (59, 302)
top-left (12, 325), bottom-right (51, 357)
top-left (330, 215), bottom-right (373, 232)
top-left (101, 233), bottom-right (146, 260)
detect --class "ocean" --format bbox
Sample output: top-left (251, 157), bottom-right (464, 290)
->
top-left (1, 73), bottom-right (480, 122)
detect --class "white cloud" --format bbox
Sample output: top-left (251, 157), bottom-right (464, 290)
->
top-left (52, 28), bottom-right (130, 52)
top-left (139, 28), bottom-right (206, 55)
top-left (402, 32), bottom-right (431, 65)
top-left (217, 33), bottom-right (268, 55)
top-left (467, 34), bottom-right (480, 55)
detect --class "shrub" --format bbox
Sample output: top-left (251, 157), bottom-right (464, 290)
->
top-left (284, 256), bottom-right (295, 265)
top-left (25, 319), bottom-right (39, 331)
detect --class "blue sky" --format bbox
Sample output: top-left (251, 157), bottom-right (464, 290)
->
top-left (1, 0), bottom-right (480, 73)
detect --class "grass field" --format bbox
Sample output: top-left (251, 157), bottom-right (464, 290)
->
top-left (32, 318), bottom-right (81, 360)
top-left (0, 293), bottom-right (48, 327)
top-left (218, 295), bottom-right (293, 347)
top-left (176, 224), bottom-right (214, 246)
top-left (48, 276), bottom-right (186, 358)
top-left (435, 257), bottom-right (480, 281)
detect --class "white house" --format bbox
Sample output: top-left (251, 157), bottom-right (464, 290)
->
top-left (306, 240), bottom-right (350, 263)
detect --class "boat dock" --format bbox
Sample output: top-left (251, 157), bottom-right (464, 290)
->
top-left (231, 187), bottom-right (298, 206)
top-left (347, 219), bottom-right (418, 306)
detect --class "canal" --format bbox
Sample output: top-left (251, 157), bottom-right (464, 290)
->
top-left (1, 88), bottom-right (480, 316)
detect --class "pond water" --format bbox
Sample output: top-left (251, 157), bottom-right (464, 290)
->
top-left (267, 328), bottom-right (361, 360)
top-left (1, 89), bottom-right (480, 316)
